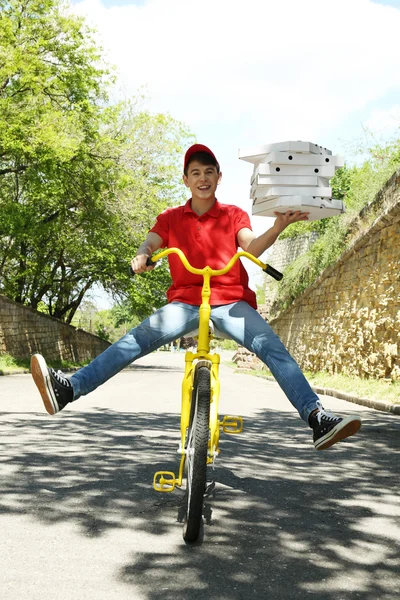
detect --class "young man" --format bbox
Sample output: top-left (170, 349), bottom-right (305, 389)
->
top-left (31, 144), bottom-right (361, 450)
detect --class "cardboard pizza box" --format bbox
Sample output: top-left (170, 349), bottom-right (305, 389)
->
top-left (256, 152), bottom-right (345, 167)
top-left (239, 140), bottom-right (346, 221)
top-left (239, 141), bottom-right (332, 163)
top-left (251, 163), bottom-right (336, 179)
top-left (251, 174), bottom-right (330, 187)
top-left (251, 196), bottom-right (345, 220)
top-left (252, 186), bottom-right (332, 199)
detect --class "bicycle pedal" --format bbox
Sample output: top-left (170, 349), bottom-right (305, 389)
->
top-left (153, 471), bottom-right (176, 492)
top-left (220, 415), bottom-right (243, 434)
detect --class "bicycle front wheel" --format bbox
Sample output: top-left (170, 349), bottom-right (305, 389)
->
top-left (183, 365), bottom-right (210, 542)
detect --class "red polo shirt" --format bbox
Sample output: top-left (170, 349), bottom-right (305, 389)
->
top-left (149, 199), bottom-right (257, 308)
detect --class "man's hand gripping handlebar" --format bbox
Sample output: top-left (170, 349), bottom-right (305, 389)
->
top-left (130, 255), bottom-right (155, 275)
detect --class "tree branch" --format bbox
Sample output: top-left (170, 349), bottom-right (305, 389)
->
top-left (0, 77), bottom-right (10, 92)
top-left (0, 165), bottom-right (28, 176)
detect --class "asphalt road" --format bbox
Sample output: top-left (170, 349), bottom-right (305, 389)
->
top-left (0, 351), bottom-right (399, 600)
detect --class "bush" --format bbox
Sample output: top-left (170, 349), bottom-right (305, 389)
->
top-left (210, 339), bottom-right (238, 351)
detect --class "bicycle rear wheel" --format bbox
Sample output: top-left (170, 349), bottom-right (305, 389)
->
top-left (183, 365), bottom-right (210, 542)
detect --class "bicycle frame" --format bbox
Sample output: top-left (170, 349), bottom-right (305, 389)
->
top-left (151, 247), bottom-right (277, 493)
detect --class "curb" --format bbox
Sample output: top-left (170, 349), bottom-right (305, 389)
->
top-left (312, 385), bottom-right (400, 415)
top-left (0, 369), bottom-right (30, 375)
top-left (233, 367), bottom-right (400, 415)
top-left (0, 367), bottom-right (81, 376)
top-left (231, 367), bottom-right (400, 415)
top-left (261, 375), bottom-right (399, 415)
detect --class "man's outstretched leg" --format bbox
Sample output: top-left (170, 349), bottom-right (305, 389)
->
top-left (210, 302), bottom-right (361, 450)
top-left (31, 302), bottom-right (200, 414)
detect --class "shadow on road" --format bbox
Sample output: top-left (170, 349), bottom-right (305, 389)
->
top-left (0, 406), bottom-right (399, 599)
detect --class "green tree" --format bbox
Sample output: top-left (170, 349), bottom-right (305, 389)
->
top-left (0, 0), bottom-right (111, 315)
top-left (0, 0), bottom-right (109, 172)
top-left (0, 105), bottom-right (191, 322)
top-left (121, 257), bottom-right (173, 322)
top-left (0, 0), bottom-right (194, 323)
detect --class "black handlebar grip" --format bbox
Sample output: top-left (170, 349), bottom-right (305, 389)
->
top-left (264, 264), bottom-right (283, 281)
top-left (129, 256), bottom-right (155, 276)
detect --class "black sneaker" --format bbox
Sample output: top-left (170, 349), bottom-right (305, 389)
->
top-left (31, 354), bottom-right (74, 415)
top-left (310, 401), bottom-right (361, 450)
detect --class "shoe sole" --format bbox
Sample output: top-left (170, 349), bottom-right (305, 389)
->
top-left (315, 416), bottom-right (361, 450)
top-left (30, 354), bottom-right (58, 415)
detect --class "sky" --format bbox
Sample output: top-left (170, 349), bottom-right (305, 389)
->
top-left (70, 0), bottom-right (400, 306)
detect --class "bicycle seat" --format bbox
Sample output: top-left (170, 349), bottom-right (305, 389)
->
top-left (184, 320), bottom-right (231, 340)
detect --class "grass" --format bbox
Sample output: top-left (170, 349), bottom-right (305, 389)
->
top-left (304, 371), bottom-right (400, 405)
top-left (224, 362), bottom-right (400, 405)
top-left (0, 353), bottom-right (90, 375)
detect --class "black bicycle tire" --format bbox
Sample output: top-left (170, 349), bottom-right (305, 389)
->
top-left (183, 365), bottom-right (210, 542)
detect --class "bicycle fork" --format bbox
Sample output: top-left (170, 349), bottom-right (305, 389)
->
top-left (153, 352), bottom-right (243, 493)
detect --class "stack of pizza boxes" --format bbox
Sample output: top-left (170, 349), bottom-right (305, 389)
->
top-left (238, 141), bottom-right (345, 220)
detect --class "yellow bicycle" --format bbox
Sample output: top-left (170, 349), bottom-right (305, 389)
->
top-left (136, 248), bottom-right (282, 542)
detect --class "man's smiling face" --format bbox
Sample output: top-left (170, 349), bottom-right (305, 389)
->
top-left (183, 160), bottom-right (222, 201)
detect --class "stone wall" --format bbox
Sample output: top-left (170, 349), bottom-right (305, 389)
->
top-left (238, 169), bottom-right (400, 381)
top-left (267, 231), bottom-right (320, 272)
top-left (0, 295), bottom-right (110, 363)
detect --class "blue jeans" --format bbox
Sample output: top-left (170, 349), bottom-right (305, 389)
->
top-left (70, 301), bottom-right (319, 423)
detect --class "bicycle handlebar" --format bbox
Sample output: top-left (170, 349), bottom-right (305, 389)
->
top-left (130, 248), bottom-right (283, 281)
top-left (263, 264), bottom-right (283, 281)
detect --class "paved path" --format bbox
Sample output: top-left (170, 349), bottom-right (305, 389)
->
top-left (0, 352), bottom-right (399, 600)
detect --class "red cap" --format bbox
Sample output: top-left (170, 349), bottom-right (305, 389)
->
top-left (184, 144), bottom-right (218, 170)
